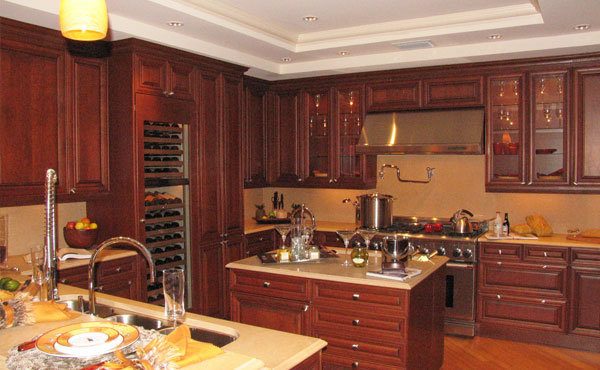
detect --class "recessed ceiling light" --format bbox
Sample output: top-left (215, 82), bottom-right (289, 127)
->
top-left (338, 51), bottom-right (349, 56)
top-left (281, 57), bottom-right (292, 62)
top-left (488, 34), bottom-right (502, 40)
top-left (166, 21), bottom-right (184, 27)
top-left (573, 24), bottom-right (590, 31)
top-left (303, 16), bottom-right (318, 22)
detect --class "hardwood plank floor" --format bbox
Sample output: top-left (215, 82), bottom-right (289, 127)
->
top-left (442, 336), bottom-right (600, 370)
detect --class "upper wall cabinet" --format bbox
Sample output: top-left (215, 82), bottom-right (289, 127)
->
top-left (135, 54), bottom-right (195, 101)
top-left (574, 67), bottom-right (600, 188)
top-left (365, 80), bottom-right (421, 111)
top-left (423, 76), bottom-right (484, 108)
top-left (243, 78), bottom-right (268, 188)
top-left (0, 19), bottom-right (109, 205)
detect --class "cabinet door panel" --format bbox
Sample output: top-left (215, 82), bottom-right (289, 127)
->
top-left (231, 291), bottom-right (310, 335)
top-left (243, 81), bottom-right (268, 187)
top-left (423, 76), bottom-right (483, 107)
top-left (366, 81), bottom-right (421, 111)
top-left (479, 262), bottom-right (567, 297)
top-left (192, 242), bottom-right (224, 317)
top-left (136, 55), bottom-right (167, 94)
top-left (570, 267), bottom-right (600, 336)
top-left (169, 61), bottom-right (194, 100)
top-left (574, 68), bottom-right (600, 186)
top-left (69, 56), bottom-right (109, 194)
top-left (271, 90), bottom-right (303, 184)
top-left (0, 39), bottom-right (67, 199)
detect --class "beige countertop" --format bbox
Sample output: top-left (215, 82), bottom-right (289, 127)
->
top-left (227, 251), bottom-right (449, 290)
top-left (480, 232), bottom-right (600, 249)
top-left (0, 284), bottom-right (325, 370)
top-left (245, 219), bottom-right (357, 234)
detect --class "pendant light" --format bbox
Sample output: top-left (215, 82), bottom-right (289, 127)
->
top-left (59, 0), bottom-right (108, 41)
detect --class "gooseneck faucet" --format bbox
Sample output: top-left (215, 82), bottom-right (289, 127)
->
top-left (379, 163), bottom-right (435, 184)
top-left (44, 169), bottom-right (59, 301)
top-left (88, 237), bottom-right (156, 316)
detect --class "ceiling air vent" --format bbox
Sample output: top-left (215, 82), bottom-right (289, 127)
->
top-left (392, 40), bottom-right (435, 50)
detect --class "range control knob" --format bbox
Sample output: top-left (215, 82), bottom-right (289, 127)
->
top-left (452, 248), bottom-right (463, 258)
top-left (437, 247), bottom-right (446, 256)
top-left (463, 249), bottom-right (473, 259)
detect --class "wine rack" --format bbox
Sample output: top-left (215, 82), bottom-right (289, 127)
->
top-left (143, 120), bottom-right (189, 305)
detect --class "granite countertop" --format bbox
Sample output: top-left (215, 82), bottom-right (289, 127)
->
top-left (479, 232), bottom-right (600, 249)
top-left (227, 251), bottom-right (449, 290)
top-left (0, 284), bottom-right (326, 370)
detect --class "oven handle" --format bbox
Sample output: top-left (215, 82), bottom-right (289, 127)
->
top-left (446, 262), bottom-right (475, 269)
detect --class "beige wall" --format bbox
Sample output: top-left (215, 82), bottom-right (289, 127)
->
top-left (244, 155), bottom-right (600, 233)
top-left (0, 203), bottom-right (87, 256)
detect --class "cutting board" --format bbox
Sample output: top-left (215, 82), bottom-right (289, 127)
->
top-left (566, 234), bottom-right (600, 244)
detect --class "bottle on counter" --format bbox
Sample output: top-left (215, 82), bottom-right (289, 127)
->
top-left (351, 242), bottom-right (369, 268)
top-left (503, 213), bottom-right (510, 236)
top-left (494, 211), bottom-right (503, 237)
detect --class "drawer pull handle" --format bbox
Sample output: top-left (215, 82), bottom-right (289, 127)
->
top-left (541, 299), bottom-right (546, 304)
top-left (259, 237), bottom-right (264, 241)
top-left (352, 319), bottom-right (360, 326)
top-left (542, 265), bottom-right (548, 269)
top-left (115, 267), bottom-right (122, 273)
top-left (352, 361), bottom-right (359, 368)
top-left (97, 285), bottom-right (104, 292)
top-left (352, 293), bottom-right (360, 300)
top-left (497, 262), bottom-right (502, 266)
top-left (60, 279), bottom-right (68, 284)
top-left (496, 294), bottom-right (501, 300)
top-left (263, 282), bottom-right (271, 288)
top-left (498, 250), bottom-right (502, 255)
top-left (543, 251), bottom-right (548, 257)
top-left (303, 305), bottom-right (309, 312)
top-left (351, 344), bottom-right (359, 351)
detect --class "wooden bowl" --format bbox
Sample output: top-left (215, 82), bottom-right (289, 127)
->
top-left (63, 227), bottom-right (98, 249)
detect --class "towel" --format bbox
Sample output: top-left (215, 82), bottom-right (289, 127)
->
top-left (166, 325), bottom-right (224, 367)
top-left (31, 301), bottom-right (80, 323)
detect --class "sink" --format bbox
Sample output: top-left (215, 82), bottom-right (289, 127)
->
top-left (105, 314), bottom-right (167, 331)
top-left (158, 326), bottom-right (237, 347)
top-left (59, 298), bottom-right (116, 318)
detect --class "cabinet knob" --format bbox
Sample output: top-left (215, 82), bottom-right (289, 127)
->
top-left (297, 177), bottom-right (303, 182)
top-left (541, 299), bottom-right (546, 304)
top-left (543, 251), bottom-right (548, 257)
top-left (127, 280), bottom-right (132, 286)
top-left (60, 279), bottom-right (68, 284)
top-left (352, 293), bottom-right (360, 300)
top-left (329, 179), bottom-right (334, 183)
top-left (303, 305), bottom-right (309, 312)
top-left (496, 294), bottom-right (501, 299)
top-left (498, 250), bottom-right (503, 255)
top-left (115, 267), bottom-right (122, 273)
top-left (352, 319), bottom-right (360, 326)
top-left (352, 361), bottom-right (359, 368)
top-left (333, 178), bottom-right (339, 183)
top-left (497, 261), bottom-right (502, 266)
top-left (246, 251), bottom-right (250, 256)
top-left (69, 188), bottom-right (76, 194)
top-left (140, 219), bottom-right (146, 223)
top-left (351, 344), bottom-right (359, 351)
top-left (97, 285), bottom-right (104, 292)
top-left (263, 281), bottom-right (271, 288)
top-left (259, 237), bottom-right (264, 241)
top-left (542, 265), bottom-right (548, 269)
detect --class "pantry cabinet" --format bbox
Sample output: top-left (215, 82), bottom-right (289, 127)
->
top-left (0, 19), bottom-right (109, 205)
top-left (573, 67), bottom-right (600, 189)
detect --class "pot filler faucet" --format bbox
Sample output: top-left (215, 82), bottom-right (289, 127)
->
top-left (88, 237), bottom-right (156, 316)
top-left (378, 164), bottom-right (435, 184)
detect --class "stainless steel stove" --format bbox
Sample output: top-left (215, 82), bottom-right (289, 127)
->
top-left (373, 216), bottom-right (489, 337)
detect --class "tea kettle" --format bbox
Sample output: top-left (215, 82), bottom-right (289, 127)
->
top-left (450, 209), bottom-right (474, 234)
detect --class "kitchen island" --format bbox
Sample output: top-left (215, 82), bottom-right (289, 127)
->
top-left (227, 253), bottom-right (449, 369)
top-left (0, 283), bottom-right (326, 369)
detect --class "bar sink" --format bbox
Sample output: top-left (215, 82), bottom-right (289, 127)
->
top-left (59, 299), bottom-right (116, 318)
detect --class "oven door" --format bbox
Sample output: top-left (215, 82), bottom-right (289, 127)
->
top-left (444, 262), bottom-right (476, 336)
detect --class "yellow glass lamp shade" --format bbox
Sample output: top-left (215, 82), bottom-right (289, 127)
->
top-left (59, 0), bottom-right (108, 41)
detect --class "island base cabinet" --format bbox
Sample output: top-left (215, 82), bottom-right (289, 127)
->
top-left (230, 291), bottom-right (310, 335)
top-left (570, 267), bottom-right (600, 336)
top-left (322, 354), bottom-right (400, 370)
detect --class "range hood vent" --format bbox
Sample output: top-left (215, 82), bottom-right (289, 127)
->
top-left (356, 108), bottom-right (485, 155)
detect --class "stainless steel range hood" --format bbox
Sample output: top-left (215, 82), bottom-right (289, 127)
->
top-left (356, 108), bottom-right (485, 155)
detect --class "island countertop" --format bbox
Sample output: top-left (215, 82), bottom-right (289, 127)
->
top-left (227, 251), bottom-right (449, 290)
top-left (0, 284), bottom-right (326, 370)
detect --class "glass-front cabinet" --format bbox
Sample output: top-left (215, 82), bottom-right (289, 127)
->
top-left (304, 89), bottom-right (334, 185)
top-left (335, 87), bottom-right (364, 183)
top-left (530, 71), bottom-right (569, 185)
top-left (488, 74), bottom-right (525, 184)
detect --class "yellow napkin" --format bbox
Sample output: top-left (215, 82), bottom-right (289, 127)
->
top-left (166, 325), bottom-right (224, 367)
top-left (32, 301), bottom-right (80, 323)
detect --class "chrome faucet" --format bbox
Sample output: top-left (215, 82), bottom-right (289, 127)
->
top-left (378, 163), bottom-right (435, 184)
top-left (44, 169), bottom-right (59, 301)
top-left (88, 237), bottom-right (156, 316)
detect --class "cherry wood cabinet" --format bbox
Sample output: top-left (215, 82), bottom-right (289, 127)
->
top-left (423, 76), bottom-right (483, 108)
top-left (0, 19), bottom-right (109, 205)
top-left (573, 67), bottom-right (600, 189)
top-left (365, 80), bottom-right (421, 111)
top-left (478, 242), bottom-right (600, 351)
top-left (243, 77), bottom-right (268, 187)
top-left (135, 54), bottom-right (194, 101)
top-left (243, 230), bottom-right (276, 257)
top-left (303, 89), bottom-right (335, 186)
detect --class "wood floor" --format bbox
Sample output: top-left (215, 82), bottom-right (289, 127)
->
top-left (442, 335), bottom-right (600, 370)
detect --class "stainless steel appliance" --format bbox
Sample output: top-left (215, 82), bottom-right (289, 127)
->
top-left (373, 216), bottom-right (488, 337)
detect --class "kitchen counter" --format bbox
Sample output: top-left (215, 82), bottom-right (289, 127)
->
top-left (245, 219), bottom-right (356, 234)
top-left (0, 284), bottom-right (326, 369)
top-left (227, 251), bottom-right (449, 290)
top-left (480, 233), bottom-right (600, 249)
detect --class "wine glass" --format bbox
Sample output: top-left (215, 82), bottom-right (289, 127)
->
top-left (357, 228), bottom-right (378, 265)
top-left (274, 225), bottom-right (291, 249)
top-left (336, 230), bottom-right (356, 267)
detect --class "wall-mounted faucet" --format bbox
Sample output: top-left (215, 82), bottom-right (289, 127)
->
top-left (379, 164), bottom-right (434, 184)
top-left (88, 236), bottom-right (156, 316)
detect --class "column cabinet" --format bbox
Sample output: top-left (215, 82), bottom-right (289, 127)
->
top-left (243, 77), bottom-right (268, 187)
top-left (0, 19), bottom-right (109, 205)
top-left (574, 67), bottom-right (600, 189)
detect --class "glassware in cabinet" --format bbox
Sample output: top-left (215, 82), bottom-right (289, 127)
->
top-left (305, 90), bottom-right (333, 181)
top-left (336, 87), bottom-right (364, 180)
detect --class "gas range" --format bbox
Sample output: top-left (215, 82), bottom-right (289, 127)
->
top-left (374, 216), bottom-right (489, 263)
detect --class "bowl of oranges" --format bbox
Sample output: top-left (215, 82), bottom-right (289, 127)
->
top-left (63, 217), bottom-right (99, 249)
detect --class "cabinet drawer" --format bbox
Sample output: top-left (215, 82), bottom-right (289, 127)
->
top-left (313, 231), bottom-right (344, 247)
top-left (230, 269), bottom-right (310, 301)
top-left (322, 353), bottom-right (399, 370)
top-left (479, 242), bottom-right (521, 261)
top-left (365, 81), bottom-right (421, 111)
top-left (96, 257), bottom-right (137, 280)
top-left (571, 248), bottom-right (600, 266)
top-left (523, 245), bottom-right (568, 264)
top-left (316, 330), bottom-right (403, 365)
top-left (478, 292), bottom-right (567, 332)
top-left (479, 261), bottom-right (567, 297)
top-left (313, 306), bottom-right (405, 338)
top-left (244, 230), bottom-right (274, 245)
top-left (313, 280), bottom-right (407, 315)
